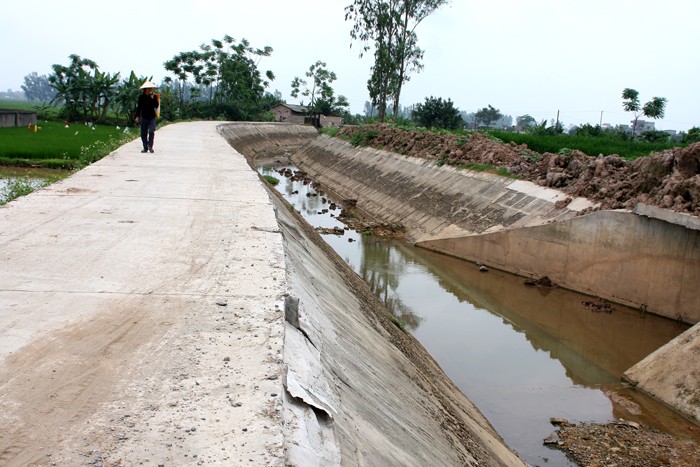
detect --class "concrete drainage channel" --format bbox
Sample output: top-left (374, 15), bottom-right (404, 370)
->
top-left (257, 161), bottom-right (693, 466)
top-left (219, 123), bottom-right (699, 465)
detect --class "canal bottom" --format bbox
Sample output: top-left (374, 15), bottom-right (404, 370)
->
top-left (258, 162), bottom-right (696, 466)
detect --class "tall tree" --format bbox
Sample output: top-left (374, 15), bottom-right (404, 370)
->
top-left (48, 55), bottom-right (119, 122)
top-left (21, 72), bottom-right (55, 102)
top-left (622, 88), bottom-right (667, 139)
top-left (516, 114), bottom-right (537, 130)
top-left (474, 104), bottom-right (502, 128)
top-left (345, 0), bottom-right (448, 122)
top-left (164, 36), bottom-right (275, 120)
top-left (290, 61), bottom-right (338, 113)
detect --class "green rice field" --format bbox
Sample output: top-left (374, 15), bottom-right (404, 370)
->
top-left (0, 120), bottom-right (137, 169)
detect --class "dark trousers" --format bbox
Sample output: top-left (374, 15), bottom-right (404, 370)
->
top-left (140, 118), bottom-right (156, 150)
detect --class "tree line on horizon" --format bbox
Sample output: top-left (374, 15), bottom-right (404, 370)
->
top-left (9, 0), bottom-right (698, 143)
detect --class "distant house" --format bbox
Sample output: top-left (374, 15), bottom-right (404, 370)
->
top-left (631, 119), bottom-right (656, 133)
top-left (271, 104), bottom-right (308, 124)
top-left (0, 109), bottom-right (37, 128)
top-left (319, 114), bottom-right (343, 127)
top-left (270, 103), bottom-right (343, 127)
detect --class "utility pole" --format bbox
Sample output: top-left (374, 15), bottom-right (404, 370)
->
top-left (555, 110), bottom-right (559, 129)
top-left (599, 111), bottom-right (603, 127)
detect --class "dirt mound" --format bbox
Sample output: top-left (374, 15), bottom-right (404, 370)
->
top-left (336, 125), bottom-right (700, 216)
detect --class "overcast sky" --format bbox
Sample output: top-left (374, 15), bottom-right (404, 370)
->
top-left (2, 0), bottom-right (698, 131)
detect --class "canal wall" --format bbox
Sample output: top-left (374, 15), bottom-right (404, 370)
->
top-left (219, 123), bottom-right (523, 465)
top-left (218, 122), bottom-right (318, 161)
top-left (419, 208), bottom-right (700, 324)
top-left (294, 135), bottom-right (597, 242)
top-left (266, 184), bottom-right (522, 466)
top-left (623, 322), bottom-right (700, 424)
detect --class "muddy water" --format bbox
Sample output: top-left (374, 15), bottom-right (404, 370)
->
top-left (258, 163), bottom-right (692, 466)
top-left (0, 167), bottom-right (69, 203)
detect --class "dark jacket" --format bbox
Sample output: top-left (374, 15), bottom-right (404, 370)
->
top-left (136, 93), bottom-right (159, 120)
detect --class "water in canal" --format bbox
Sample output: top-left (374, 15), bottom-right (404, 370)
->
top-left (258, 162), bottom-right (692, 466)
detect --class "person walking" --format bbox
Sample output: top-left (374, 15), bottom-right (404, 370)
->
top-left (135, 81), bottom-right (160, 153)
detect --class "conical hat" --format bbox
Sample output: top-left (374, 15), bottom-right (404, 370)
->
top-left (139, 80), bottom-right (158, 89)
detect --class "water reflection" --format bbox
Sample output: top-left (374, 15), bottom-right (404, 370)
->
top-left (358, 237), bottom-right (422, 330)
top-left (258, 162), bottom-right (690, 466)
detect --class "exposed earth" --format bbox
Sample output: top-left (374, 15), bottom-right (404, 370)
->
top-left (548, 418), bottom-right (700, 466)
top-left (336, 125), bottom-right (700, 216)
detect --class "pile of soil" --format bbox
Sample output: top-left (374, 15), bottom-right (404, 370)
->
top-left (336, 125), bottom-right (700, 216)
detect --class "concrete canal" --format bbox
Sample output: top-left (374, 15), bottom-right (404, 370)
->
top-left (258, 161), bottom-right (691, 466)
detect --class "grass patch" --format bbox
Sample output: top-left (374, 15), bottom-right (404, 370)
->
top-left (0, 120), bottom-right (137, 169)
top-left (486, 130), bottom-right (680, 159)
top-left (457, 162), bottom-right (518, 178)
top-left (320, 126), bottom-right (340, 137)
top-left (263, 174), bottom-right (280, 185)
top-left (349, 128), bottom-right (380, 147)
top-left (389, 314), bottom-right (406, 330)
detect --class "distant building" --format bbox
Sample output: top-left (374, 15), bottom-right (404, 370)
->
top-left (271, 103), bottom-right (308, 124)
top-left (631, 119), bottom-right (656, 133)
top-left (319, 114), bottom-right (343, 127)
top-left (270, 103), bottom-right (343, 127)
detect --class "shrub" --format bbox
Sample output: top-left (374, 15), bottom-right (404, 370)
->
top-left (263, 175), bottom-right (280, 185)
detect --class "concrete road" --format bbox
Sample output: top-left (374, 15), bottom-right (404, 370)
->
top-left (0, 122), bottom-right (287, 465)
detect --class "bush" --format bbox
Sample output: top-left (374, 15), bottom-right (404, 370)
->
top-left (350, 128), bottom-right (380, 147)
top-left (682, 127), bottom-right (700, 144)
top-left (263, 175), bottom-right (280, 185)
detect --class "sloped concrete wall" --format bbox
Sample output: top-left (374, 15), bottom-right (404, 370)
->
top-left (219, 122), bottom-right (318, 160)
top-left (623, 322), bottom-right (700, 424)
top-left (267, 184), bottom-right (522, 466)
top-left (292, 135), bottom-right (595, 243)
top-left (420, 210), bottom-right (700, 323)
top-left (219, 123), bottom-right (523, 465)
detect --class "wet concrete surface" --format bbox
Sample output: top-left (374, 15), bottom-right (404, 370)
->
top-left (259, 162), bottom-right (693, 466)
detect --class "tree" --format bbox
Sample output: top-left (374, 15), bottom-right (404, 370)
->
top-left (575, 123), bottom-right (603, 137)
top-left (681, 127), bottom-right (700, 144)
top-left (622, 88), bottom-right (667, 139)
top-left (411, 96), bottom-right (463, 130)
top-left (21, 72), bottom-right (55, 102)
top-left (290, 61), bottom-right (340, 114)
top-left (345, 0), bottom-right (448, 121)
top-left (474, 104), bottom-right (502, 128)
top-left (48, 54), bottom-right (119, 122)
top-left (164, 36), bottom-right (275, 120)
top-left (516, 114), bottom-right (537, 130)
top-left (314, 95), bottom-right (350, 116)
